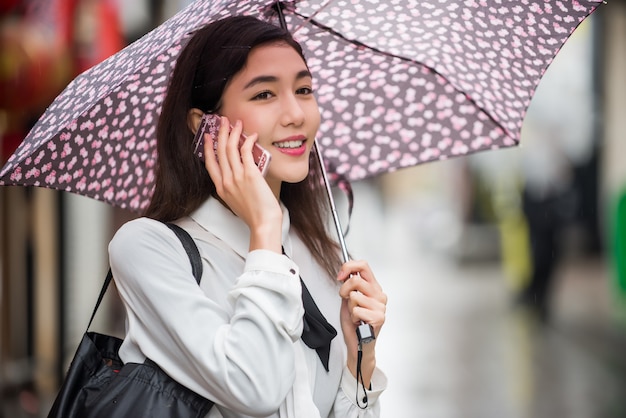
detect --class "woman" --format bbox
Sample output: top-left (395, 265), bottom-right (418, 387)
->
top-left (109, 15), bottom-right (387, 417)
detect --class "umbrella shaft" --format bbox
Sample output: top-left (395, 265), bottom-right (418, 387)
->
top-left (332, 208), bottom-right (350, 263)
top-left (314, 140), bottom-right (350, 263)
top-left (274, 1), bottom-right (288, 30)
top-left (314, 140), bottom-right (374, 344)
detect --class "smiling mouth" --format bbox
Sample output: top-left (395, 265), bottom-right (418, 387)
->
top-left (273, 140), bottom-right (306, 149)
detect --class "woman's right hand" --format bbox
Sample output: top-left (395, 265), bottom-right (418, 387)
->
top-left (204, 116), bottom-right (282, 253)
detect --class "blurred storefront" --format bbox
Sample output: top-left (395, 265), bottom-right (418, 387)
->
top-left (0, 0), bottom-right (124, 415)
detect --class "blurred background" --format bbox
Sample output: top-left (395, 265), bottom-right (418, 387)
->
top-left (1, 1), bottom-right (625, 417)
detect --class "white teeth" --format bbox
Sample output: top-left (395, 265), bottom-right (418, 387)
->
top-left (274, 140), bottom-right (304, 149)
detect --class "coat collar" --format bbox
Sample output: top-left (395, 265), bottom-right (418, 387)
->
top-left (189, 197), bottom-right (293, 257)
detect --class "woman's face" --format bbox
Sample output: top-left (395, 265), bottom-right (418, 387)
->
top-left (219, 42), bottom-right (320, 191)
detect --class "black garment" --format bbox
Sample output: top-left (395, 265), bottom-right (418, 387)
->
top-left (517, 188), bottom-right (574, 320)
top-left (282, 247), bottom-right (337, 371)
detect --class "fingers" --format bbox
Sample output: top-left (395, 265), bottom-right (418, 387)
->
top-left (337, 259), bottom-right (376, 283)
top-left (216, 117), bottom-right (239, 180)
top-left (223, 119), bottom-right (244, 175)
top-left (337, 260), bottom-right (385, 300)
top-left (203, 132), bottom-right (221, 185)
top-left (205, 116), bottom-right (261, 195)
top-left (345, 292), bottom-right (387, 327)
top-left (338, 260), bottom-right (387, 330)
top-left (238, 128), bottom-right (258, 168)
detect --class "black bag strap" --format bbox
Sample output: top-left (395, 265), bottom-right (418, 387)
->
top-left (86, 222), bottom-right (202, 331)
top-left (166, 223), bottom-right (203, 282)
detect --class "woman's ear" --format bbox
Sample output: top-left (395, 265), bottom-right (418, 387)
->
top-left (187, 108), bottom-right (205, 134)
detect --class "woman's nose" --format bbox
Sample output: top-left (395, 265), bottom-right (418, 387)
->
top-left (280, 94), bottom-right (306, 127)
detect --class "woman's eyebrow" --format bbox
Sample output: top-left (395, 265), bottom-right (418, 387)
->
top-left (243, 70), bottom-right (312, 90)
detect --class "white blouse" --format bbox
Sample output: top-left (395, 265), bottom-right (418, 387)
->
top-left (108, 197), bottom-right (386, 417)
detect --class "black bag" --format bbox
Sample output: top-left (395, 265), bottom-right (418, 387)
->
top-left (48, 223), bottom-right (214, 418)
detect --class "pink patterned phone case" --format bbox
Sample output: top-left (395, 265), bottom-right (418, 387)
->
top-left (193, 113), bottom-right (271, 176)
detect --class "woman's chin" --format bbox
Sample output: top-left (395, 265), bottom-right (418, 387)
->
top-left (268, 167), bottom-right (309, 185)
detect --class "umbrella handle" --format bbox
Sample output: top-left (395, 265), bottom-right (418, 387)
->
top-left (314, 140), bottom-right (375, 344)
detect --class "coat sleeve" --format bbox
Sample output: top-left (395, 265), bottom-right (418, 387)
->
top-left (109, 218), bottom-right (304, 415)
top-left (331, 366), bottom-right (387, 417)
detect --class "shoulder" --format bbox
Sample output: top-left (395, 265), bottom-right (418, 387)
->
top-left (109, 218), bottom-right (188, 266)
top-left (110, 217), bottom-right (172, 249)
top-left (109, 217), bottom-right (199, 288)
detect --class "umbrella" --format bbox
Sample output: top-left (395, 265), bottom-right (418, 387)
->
top-left (0, 0), bottom-right (603, 213)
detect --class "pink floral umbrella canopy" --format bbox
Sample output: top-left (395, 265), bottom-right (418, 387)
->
top-left (0, 0), bottom-right (603, 211)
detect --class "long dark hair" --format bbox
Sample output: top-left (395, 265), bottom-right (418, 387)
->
top-left (144, 15), bottom-right (341, 278)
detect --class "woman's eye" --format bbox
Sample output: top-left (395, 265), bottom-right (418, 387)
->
top-left (297, 87), bottom-right (314, 95)
top-left (252, 91), bottom-right (274, 100)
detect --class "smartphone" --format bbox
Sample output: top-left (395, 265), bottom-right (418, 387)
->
top-left (193, 113), bottom-right (271, 176)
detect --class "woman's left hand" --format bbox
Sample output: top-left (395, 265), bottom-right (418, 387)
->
top-left (337, 260), bottom-right (387, 386)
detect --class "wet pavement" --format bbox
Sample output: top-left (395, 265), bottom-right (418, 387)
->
top-left (344, 181), bottom-right (626, 418)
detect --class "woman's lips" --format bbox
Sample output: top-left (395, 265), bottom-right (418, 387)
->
top-left (272, 136), bottom-right (307, 156)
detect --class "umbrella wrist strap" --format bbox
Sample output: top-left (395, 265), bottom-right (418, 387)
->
top-left (356, 342), bottom-right (369, 409)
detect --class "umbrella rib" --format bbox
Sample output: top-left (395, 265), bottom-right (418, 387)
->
top-left (294, 11), bottom-right (514, 141)
top-left (292, 0), bottom-right (334, 34)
